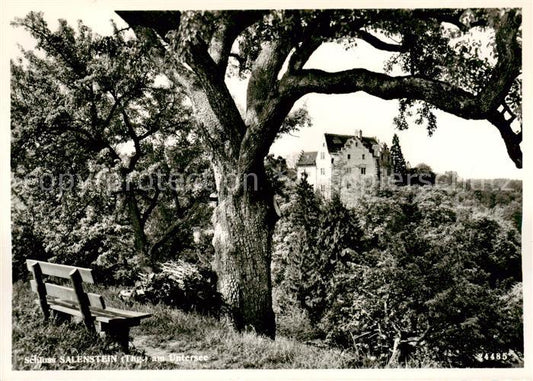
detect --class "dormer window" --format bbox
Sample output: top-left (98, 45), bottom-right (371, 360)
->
top-left (362, 154), bottom-right (365, 160)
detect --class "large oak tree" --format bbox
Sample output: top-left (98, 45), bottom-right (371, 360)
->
top-left (117, 8), bottom-right (522, 338)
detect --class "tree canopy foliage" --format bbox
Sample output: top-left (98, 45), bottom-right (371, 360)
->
top-left (11, 12), bottom-right (214, 281)
top-left (118, 8), bottom-right (522, 168)
top-left (273, 182), bottom-right (522, 367)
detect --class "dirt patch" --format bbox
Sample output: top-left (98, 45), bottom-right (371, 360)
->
top-left (131, 335), bottom-right (219, 368)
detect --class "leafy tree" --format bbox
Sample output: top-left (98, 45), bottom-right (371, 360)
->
top-left (117, 8), bottom-right (522, 336)
top-left (407, 163), bottom-right (436, 186)
top-left (303, 194), bottom-right (364, 323)
top-left (273, 187), bottom-right (365, 325)
top-left (264, 154), bottom-right (295, 202)
top-left (390, 133), bottom-right (408, 185)
top-left (320, 187), bottom-right (522, 366)
top-left (11, 13), bottom-right (214, 280)
top-left (11, 204), bottom-right (49, 281)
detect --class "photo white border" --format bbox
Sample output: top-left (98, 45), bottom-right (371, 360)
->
top-left (1, 1), bottom-right (531, 380)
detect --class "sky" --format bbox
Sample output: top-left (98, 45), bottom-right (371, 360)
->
top-left (5, 5), bottom-right (524, 180)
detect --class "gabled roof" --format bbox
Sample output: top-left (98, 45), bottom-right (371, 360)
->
top-left (296, 151), bottom-right (317, 166)
top-left (361, 136), bottom-right (378, 155)
top-left (324, 133), bottom-right (379, 155)
top-left (324, 133), bottom-right (353, 154)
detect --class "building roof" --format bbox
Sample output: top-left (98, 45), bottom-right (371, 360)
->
top-left (296, 151), bottom-right (318, 166)
top-left (325, 133), bottom-right (379, 155)
top-left (361, 136), bottom-right (378, 155)
top-left (324, 133), bottom-right (353, 154)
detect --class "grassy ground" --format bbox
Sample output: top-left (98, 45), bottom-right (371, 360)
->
top-left (11, 281), bottom-right (359, 370)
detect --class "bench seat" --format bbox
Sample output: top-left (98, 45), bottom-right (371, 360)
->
top-left (47, 298), bottom-right (151, 325)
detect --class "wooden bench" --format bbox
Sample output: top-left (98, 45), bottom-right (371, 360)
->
top-left (27, 259), bottom-right (151, 351)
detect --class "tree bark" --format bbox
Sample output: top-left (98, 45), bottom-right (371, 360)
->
top-left (124, 191), bottom-right (151, 271)
top-left (211, 163), bottom-right (277, 338)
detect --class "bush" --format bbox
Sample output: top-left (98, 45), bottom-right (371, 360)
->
top-left (11, 213), bottom-right (49, 281)
top-left (131, 260), bottom-right (222, 316)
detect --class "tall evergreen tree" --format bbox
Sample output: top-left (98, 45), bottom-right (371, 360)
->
top-left (306, 194), bottom-right (363, 323)
top-left (271, 175), bottom-right (322, 314)
top-left (391, 134), bottom-right (408, 185)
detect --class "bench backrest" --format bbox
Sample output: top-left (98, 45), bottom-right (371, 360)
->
top-left (26, 259), bottom-right (105, 328)
top-left (26, 259), bottom-right (95, 283)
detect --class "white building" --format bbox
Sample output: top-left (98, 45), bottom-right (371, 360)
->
top-left (296, 130), bottom-right (392, 204)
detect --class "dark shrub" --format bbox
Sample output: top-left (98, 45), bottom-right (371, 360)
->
top-left (132, 260), bottom-right (222, 316)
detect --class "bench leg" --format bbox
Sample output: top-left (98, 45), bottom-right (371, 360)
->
top-left (30, 263), bottom-right (50, 320)
top-left (69, 269), bottom-right (95, 332)
top-left (100, 323), bottom-right (130, 353)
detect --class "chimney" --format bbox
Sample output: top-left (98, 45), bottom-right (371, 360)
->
top-left (355, 129), bottom-right (363, 138)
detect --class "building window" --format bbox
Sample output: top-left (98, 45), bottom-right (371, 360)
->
top-left (345, 167), bottom-right (352, 174)
top-left (321, 168), bottom-right (325, 175)
top-left (362, 154), bottom-right (365, 160)
top-left (361, 167), bottom-right (366, 175)
top-left (347, 154), bottom-right (351, 160)
top-left (320, 184), bottom-right (325, 192)
top-left (320, 152), bottom-right (325, 160)
top-left (331, 158), bottom-right (334, 164)
top-left (346, 182), bottom-right (351, 189)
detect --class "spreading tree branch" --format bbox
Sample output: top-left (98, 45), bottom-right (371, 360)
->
top-left (356, 30), bottom-right (408, 52)
top-left (115, 11), bottom-right (182, 42)
top-left (412, 9), bottom-right (487, 32)
top-left (280, 9), bottom-right (522, 167)
top-left (284, 69), bottom-right (482, 117)
top-left (141, 187), bottom-right (161, 224)
top-left (184, 39), bottom-right (248, 158)
top-left (487, 110), bottom-right (522, 168)
top-left (478, 9), bottom-right (522, 112)
top-left (208, 11), bottom-right (267, 74)
top-left (117, 9), bottom-right (522, 168)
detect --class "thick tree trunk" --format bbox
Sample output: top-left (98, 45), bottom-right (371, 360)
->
top-left (211, 163), bottom-right (277, 338)
top-left (125, 192), bottom-right (151, 271)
